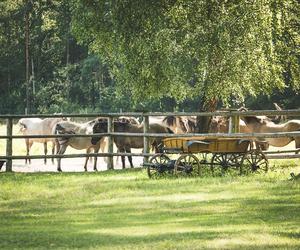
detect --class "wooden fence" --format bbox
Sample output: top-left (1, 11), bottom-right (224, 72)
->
top-left (1, 109), bottom-right (300, 172)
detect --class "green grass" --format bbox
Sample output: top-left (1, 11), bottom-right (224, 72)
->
top-left (1, 125), bottom-right (300, 249)
top-left (1, 165), bottom-right (300, 249)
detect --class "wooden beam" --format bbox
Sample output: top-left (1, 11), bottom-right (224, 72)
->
top-left (0, 152), bottom-right (154, 160)
top-left (143, 115), bottom-right (150, 163)
top-left (5, 118), bottom-right (13, 172)
top-left (0, 109), bottom-right (300, 119)
top-left (228, 116), bottom-right (233, 134)
top-left (107, 116), bottom-right (114, 170)
top-left (1, 131), bottom-right (300, 140)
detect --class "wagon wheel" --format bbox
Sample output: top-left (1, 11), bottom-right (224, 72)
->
top-left (210, 153), bottom-right (241, 176)
top-left (147, 154), bottom-right (171, 178)
top-left (241, 149), bottom-right (268, 174)
top-left (174, 154), bottom-right (200, 177)
top-left (229, 153), bottom-right (245, 168)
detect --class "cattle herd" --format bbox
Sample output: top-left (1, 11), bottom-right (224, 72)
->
top-left (15, 112), bottom-right (300, 172)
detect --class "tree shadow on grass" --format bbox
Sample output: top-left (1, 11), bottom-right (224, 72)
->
top-left (0, 172), bottom-right (299, 249)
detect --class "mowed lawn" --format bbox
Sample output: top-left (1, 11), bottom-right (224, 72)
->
top-left (0, 165), bottom-right (300, 250)
top-left (0, 123), bottom-right (300, 249)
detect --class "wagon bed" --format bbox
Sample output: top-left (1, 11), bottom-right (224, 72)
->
top-left (163, 137), bottom-right (250, 154)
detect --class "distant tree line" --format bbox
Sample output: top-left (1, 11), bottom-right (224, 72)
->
top-left (0, 0), bottom-right (299, 115)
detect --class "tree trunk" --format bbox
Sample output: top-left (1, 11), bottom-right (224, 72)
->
top-left (5, 17), bottom-right (11, 89)
top-left (25, 3), bottom-right (30, 114)
top-left (66, 32), bottom-right (70, 65)
top-left (196, 98), bottom-right (218, 133)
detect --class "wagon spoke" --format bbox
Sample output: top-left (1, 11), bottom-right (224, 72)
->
top-left (241, 150), bottom-right (268, 175)
top-left (255, 157), bottom-right (264, 164)
top-left (253, 152), bottom-right (258, 163)
top-left (147, 154), bottom-right (171, 178)
top-left (211, 154), bottom-right (223, 176)
top-left (198, 153), bottom-right (211, 176)
top-left (210, 153), bottom-right (241, 176)
top-left (174, 154), bottom-right (200, 177)
top-left (251, 152), bottom-right (255, 163)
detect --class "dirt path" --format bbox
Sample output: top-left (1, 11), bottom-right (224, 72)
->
top-left (1, 153), bottom-right (144, 173)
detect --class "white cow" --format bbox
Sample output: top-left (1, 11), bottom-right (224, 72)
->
top-left (18, 117), bottom-right (66, 164)
top-left (54, 119), bottom-right (107, 172)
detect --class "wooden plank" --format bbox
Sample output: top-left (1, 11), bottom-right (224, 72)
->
top-left (143, 115), bottom-right (150, 163)
top-left (0, 109), bottom-right (300, 119)
top-left (0, 134), bottom-right (110, 139)
top-left (267, 154), bottom-right (300, 159)
top-left (5, 118), bottom-right (13, 172)
top-left (228, 116), bottom-right (233, 133)
top-left (235, 115), bottom-right (240, 133)
top-left (107, 117), bottom-right (114, 170)
top-left (1, 151), bottom-right (299, 161)
top-left (1, 131), bottom-right (300, 140)
top-left (0, 152), bottom-right (154, 160)
top-left (104, 131), bottom-right (300, 138)
top-left (264, 149), bottom-right (300, 154)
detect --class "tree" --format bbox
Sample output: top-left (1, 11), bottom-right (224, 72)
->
top-left (72, 1), bottom-right (300, 103)
top-left (0, 0), bottom-right (25, 113)
top-left (0, 1), bottom-right (298, 115)
top-left (0, 0), bottom-right (89, 113)
top-left (270, 0), bottom-right (300, 91)
top-left (71, 0), bottom-right (299, 130)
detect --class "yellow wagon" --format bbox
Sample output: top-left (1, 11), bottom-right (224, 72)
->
top-left (146, 137), bottom-right (268, 178)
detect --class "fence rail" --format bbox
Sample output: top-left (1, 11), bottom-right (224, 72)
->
top-left (0, 109), bottom-right (300, 119)
top-left (0, 152), bottom-right (153, 160)
top-left (2, 131), bottom-right (300, 139)
top-left (1, 110), bottom-right (300, 172)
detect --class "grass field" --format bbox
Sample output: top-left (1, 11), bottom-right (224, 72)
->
top-left (0, 124), bottom-right (300, 249)
top-left (0, 165), bottom-right (300, 249)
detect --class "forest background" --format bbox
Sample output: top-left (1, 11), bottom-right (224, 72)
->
top-left (0, 0), bottom-right (299, 115)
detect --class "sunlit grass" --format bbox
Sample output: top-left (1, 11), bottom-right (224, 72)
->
top-left (0, 125), bottom-right (300, 248)
top-left (0, 165), bottom-right (300, 249)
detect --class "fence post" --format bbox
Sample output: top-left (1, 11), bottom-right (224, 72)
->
top-left (234, 115), bottom-right (240, 133)
top-left (228, 115), bottom-right (233, 134)
top-left (6, 118), bottom-right (13, 172)
top-left (107, 116), bottom-right (114, 170)
top-left (143, 114), bottom-right (149, 163)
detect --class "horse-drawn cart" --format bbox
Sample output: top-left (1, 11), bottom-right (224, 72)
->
top-left (144, 137), bottom-right (268, 178)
